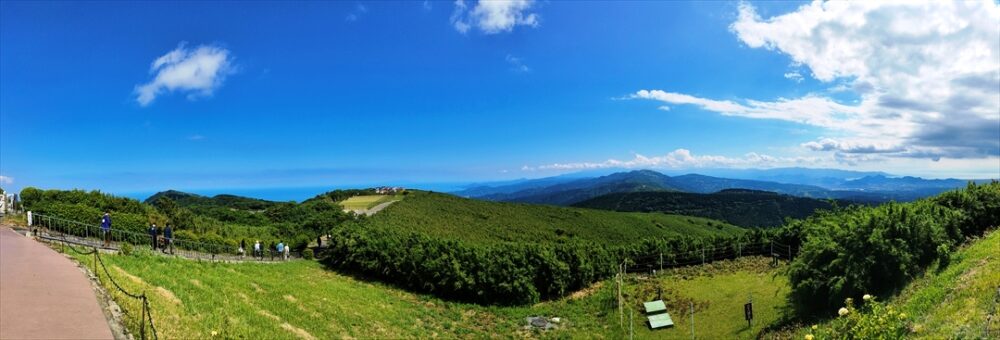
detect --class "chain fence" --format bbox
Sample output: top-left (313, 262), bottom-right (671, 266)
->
top-left (43, 225), bottom-right (158, 340)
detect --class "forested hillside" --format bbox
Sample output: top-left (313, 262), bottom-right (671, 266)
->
top-left (574, 189), bottom-right (845, 227)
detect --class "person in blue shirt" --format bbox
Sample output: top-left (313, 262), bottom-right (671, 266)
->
top-left (100, 212), bottom-right (112, 248)
top-left (148, 223), bottom-right (158, 250)
top-left (163, 224), bottom-right (174, 254)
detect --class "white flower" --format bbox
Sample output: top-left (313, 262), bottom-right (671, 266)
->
top-left (838, 307), bottom-right (849, 316)
top-left (863, 294), bottom-right (872, 301)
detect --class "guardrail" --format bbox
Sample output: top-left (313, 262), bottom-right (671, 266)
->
top-left (29, 212), bottom-right (302, 262)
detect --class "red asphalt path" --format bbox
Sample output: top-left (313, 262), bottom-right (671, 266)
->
top-left (0, 227), bottom-right (114, 339)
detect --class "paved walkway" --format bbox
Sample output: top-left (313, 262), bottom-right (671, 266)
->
top-left (0, 227), bottom-right (114, 339)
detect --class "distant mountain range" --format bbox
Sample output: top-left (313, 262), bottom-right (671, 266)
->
top-left (453, 168), bottom-right (993, 205)
top-left (573, 189), bottom-right (845, 228)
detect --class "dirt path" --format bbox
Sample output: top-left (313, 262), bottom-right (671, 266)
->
top-left (0, 227), bottom-right (114, 339)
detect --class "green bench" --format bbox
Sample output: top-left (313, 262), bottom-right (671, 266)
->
top-left (643, 300), bottom-right (674, 329)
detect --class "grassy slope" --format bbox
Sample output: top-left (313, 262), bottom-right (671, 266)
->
top-left (68, 250), bottom-right (789, 339)
top-left (339, 195), bottom-right (396, 210)
top-left (624, 258), bottom-right (791, 339)
top-left (894, 229), bottom-right (1000, 338)
top-left (361, 191), bottom-right (744, 245)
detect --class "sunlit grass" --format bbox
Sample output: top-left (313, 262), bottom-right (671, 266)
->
top-left (66, 250), bottom-right (790, 339)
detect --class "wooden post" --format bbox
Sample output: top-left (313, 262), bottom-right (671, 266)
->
top-left (659, 252), bottom-right (663, 272)
top-left (629, 308), bottom-right (634, 340)
top-left (690, 301), bottom-right (695, 339)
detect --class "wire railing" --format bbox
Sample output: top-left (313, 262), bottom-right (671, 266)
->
top-left (620, 240), bottom-right (797, 274)
top-left (29, 212), bottom-right (302, 262)
top-left (42, 226), bottom-right (158, 340)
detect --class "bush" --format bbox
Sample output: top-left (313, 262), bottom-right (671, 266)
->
top-left (120, 243), bottom-right (134, 256)
top-left (788, 182), bottom-right (1000, 314)
top-left (302, 248), bottom-right (314, 260)
top-left (323, 223), bottom-right (783, 305)
top-left (809, 295), bottom-right (910, 339)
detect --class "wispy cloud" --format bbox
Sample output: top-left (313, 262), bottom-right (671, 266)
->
top-left (345, 3), bottom-right (368, 22)
top-left (451, 0), bottom-right (539, 34)
top-left (187, 134), bottom-right (205, 141)
top-left (628, 1), bottom-right (999, 166)
top-left (783, 71), bottom-right (803, 82)
top-left (505, 54), bottom-right (530, 73)
top-left (134, 43), bottom-right (235, 107)
top-left (523, 149), bottom-right (822, 171)
top-left (0, 175), bottom-right (12, 185)
top-left (726, 1), bottom-right (1000, 162)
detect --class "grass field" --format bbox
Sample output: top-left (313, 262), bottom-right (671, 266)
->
top-left (339, 195), bottom-right (396, 210)
top-left (884, 229), bottom-right (999, 338)
top-left (66, 249), bottom-right (790, 339)
top-left (359, 191), bottom-right (745, 245)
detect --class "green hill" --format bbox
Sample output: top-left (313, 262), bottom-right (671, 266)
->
top-left (573, 189), bottom-right (844, 228)
top-left (144, 190), bottom-right (278, 211)
top-left (358, 190), bottom-right (744, 245)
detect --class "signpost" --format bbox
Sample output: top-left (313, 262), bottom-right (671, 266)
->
top-left (744, 292), bottom-right (754, 328)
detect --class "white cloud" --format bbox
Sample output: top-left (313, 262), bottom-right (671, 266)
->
top-left (187, 134), bottom-right (205, 141)
top-left (451, 0), bottom-right (539, 34)
top-left (345, 3), bottom-right (368, 22)
top-left (134, 43), bottom-right (235, 107)
top-left (631, 1), bottom-right (999, 166)
top-left (0, 175), bottom-right (12, 185)
top-left (524, 149), bottom-right (823, 171)
top-left (505, 54), bottom-right (530, 73)
top-left (423, 1), bottom-right (432, 11)
top-left (783, 71), bottom-right (803, 82)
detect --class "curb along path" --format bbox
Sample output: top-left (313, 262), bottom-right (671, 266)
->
top-left (0, 227), bottom-right (115, 339)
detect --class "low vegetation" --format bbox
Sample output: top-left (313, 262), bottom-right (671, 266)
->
top-left (356, 191), bottom-right (743, 245)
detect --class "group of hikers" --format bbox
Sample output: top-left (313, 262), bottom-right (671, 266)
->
top-left (100, 212), bottom-right (293, 260)
top-left (146, 222), bottom-right (175, 254)
top-left (238, 239), bottom-right (291, 261)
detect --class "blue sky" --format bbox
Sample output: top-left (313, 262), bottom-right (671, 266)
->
top-left (2, 1), bottom-right (998, 196)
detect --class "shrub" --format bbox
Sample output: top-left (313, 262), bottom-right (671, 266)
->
top-left (120, 243), bottom-right (134, 256)
top-left (788, 182), bottom-right (1000, 314)
top-left (302, 248), bottom-right (314, 260)
top-left (809, 295), bottom-right (910, 339)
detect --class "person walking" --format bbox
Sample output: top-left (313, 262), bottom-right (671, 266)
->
top-left (254, 240), bottom-right (261, 260)
top-left (148, 223), bottom-right (158, 250)
top-left (269, 241), bottom-right (275, 261)
top-left (276, 241), bottom-right (284, 261)
top-left (283, 242), bottom-right (290, 261)
top-left (239, 239), bottom-right (246, 259)
top-left (163, 224), bottom-right (174, 254)
top-left (100, 212), bottom-right (112, 248)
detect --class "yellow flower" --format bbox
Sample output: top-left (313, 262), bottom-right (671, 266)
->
top-left (899, 313), bottom-right (907, 319)
top-left (211, 331), bottom-right (218, 337)
top-left (862, 294), bottom-right (872, 301)
top-left (838, 307), bottom-right (849, 316)
top-left (805, 334), bottom-right (814, 340)
top-left (811, 325), bottom-right (818, 330)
